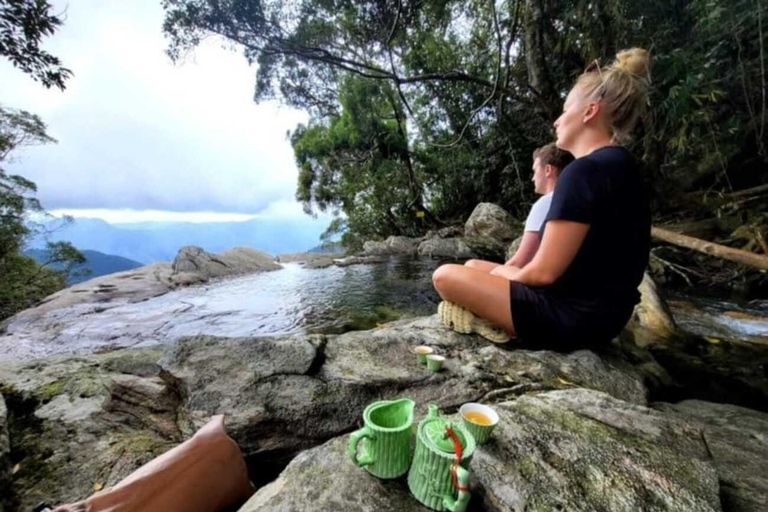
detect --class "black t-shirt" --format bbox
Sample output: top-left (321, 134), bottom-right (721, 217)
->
top-left (543, 146), bottom-right (650, 310)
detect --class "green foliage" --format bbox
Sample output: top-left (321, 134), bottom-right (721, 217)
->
top-left (0, 106), bottom-right (84, 321)
top-left (0, 0), bottom-right (72, 89)
top-left (164, 0), bottom-right (768, 248)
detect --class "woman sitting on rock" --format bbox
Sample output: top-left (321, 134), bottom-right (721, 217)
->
top-left (433, 48), bottom-right (652, 350)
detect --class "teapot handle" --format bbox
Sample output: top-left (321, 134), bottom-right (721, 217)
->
top-left (443, 465), bottom-right (471, 512)
top-left (348, 426), bottom-right (375, 467)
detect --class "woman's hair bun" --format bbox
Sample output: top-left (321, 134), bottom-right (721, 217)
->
top-left (613, 48), bottom-right (651, 79)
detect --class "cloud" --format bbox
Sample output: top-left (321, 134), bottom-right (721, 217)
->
top-left (1, 0), bottom-right (309, 214)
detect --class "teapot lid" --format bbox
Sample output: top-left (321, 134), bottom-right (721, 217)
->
top-left (423, 417), bottom-right (468, 453)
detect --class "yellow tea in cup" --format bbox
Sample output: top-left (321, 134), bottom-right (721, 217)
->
top-left (463, 410), bottom-right (493, 426)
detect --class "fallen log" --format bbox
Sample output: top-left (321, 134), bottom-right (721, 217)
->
top-left (651, 226), bottom-right (768, 271)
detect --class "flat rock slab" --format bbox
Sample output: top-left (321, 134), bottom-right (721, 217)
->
top-left (160, 316), bottom-right (649, 463)
top-left (654, 400), bottom-right (768, 512)
top-left (473, 389), bottom-right (721, 512)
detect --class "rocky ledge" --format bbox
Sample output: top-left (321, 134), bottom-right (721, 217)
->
top-left (1, 315), bottom-right (766, 512)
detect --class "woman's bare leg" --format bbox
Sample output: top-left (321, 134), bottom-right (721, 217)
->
top-left (54, 415), bottom-right (254, 512)
top-left (433, 264), bottom-right (516, 335)
top-left (464, 259), bottom-right (501, 273)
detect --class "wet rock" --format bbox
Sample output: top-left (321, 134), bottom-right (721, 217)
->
top-left (654, 400), bottom-right (768, 512)
top-left (238, 435), bottom-right (423, 512)
top-left (438, 225), bottom-right (464, 238)
top-left (473, 389), bottom-right (720, 512)
top-left (417, 237), bottom-right (476, 259)
top-left (171, 246), bottom-right (281, 285)
top-left (464, 203), bottom-right (519, 242)
top-left (0, 348), bottom-right (183, 511)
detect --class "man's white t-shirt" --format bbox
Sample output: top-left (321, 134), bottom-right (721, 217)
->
top-left (524, 192), bottom-right (553, 232)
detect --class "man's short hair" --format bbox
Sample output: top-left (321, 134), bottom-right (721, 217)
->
top-left (533, 143), bottom-right (574, 175)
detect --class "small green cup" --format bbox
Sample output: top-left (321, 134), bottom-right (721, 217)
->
top-left (426, 354), bottom-right (445, 372)
top-left (460, 403), bottom-right (499, 445)
top-left (415, 345), bottom-right (434, 364)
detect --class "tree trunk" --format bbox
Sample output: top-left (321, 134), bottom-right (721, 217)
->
top-left (652, 226), bottom-right (768, 271)
top-left (523, 0), bottom-right (555, 117)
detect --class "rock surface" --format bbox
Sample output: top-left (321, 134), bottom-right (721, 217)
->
top-left (631, 273), bottom-right (677, 345)
top-left (363, 236), bottom-right (422, 256)
top-left (171, 246), bottom-right (281, 285)
top-left (473, 389), bottom-right (721, 512)
top-left (417, 237), bottom-right (476, 259)
top-left (238, 436), bottom-right (424, 512)
top-left (0, 348), bottom-right (183, 511)
top-left (464, 203), bottom-right (519, 241)
top-left (240, 389), bottom-right (727, 512)
top-left (654, 400), bottom-right (768, 512)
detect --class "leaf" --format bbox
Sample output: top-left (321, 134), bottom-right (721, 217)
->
top-left (93, 482), bottom-right (103, 491)
top-left (557, 377), bottom-right (574, 386)
top-left (705, 337), bottom-right (721, 344)
top-left (12, 463), bottom-right (20, 474)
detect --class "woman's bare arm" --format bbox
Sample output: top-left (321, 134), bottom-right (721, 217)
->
top-left (492, 220), bottom-right (589, 285)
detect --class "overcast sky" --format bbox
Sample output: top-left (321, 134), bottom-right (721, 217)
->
top-left (1, 0), bottom-right (328, 225)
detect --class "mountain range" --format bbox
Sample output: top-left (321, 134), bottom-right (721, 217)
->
top-left (24, 248), bottom-right (144, 285)
top-left (32, 216), bottom-right (328, 264)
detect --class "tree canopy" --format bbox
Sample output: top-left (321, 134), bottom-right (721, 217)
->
top-left (163, 0), bottom-right (768, 251)
top-left (0, 0), bottom-right (72, 89)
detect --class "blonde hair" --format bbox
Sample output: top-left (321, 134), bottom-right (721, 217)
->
top-left (576, 48), bottom-right (651, 144)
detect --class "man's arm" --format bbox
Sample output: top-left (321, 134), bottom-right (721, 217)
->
top-left (505, 231), bottom-right (543, 268)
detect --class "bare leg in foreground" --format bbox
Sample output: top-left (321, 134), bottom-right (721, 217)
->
top-left (53, 415), bottom-right (255, 512)
top-left (433, 264), bottom-right (516, 335)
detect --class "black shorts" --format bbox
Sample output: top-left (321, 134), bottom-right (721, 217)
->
top-left (509, 282), bottom-right (634, 351)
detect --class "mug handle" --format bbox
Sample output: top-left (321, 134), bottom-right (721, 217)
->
top-left (348, 426), bottom-right (375, 467)
top-left (443, 465), bottom-right (471, 512)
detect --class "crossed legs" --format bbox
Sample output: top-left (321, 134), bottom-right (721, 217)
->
top-left (432, 262), bottom-right (516, 335)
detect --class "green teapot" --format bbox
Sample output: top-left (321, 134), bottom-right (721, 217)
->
top-left (407, 404), bottom-right (476, 512)
top-left (348, 398), bottom-right (415, 479)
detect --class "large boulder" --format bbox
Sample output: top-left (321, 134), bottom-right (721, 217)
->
top-left (654, 400), bottom-right (768, 512)
top-left (473, 389), bottom-right (721, 512)
top-left (464, 203), bottom-right (521, 261)
top-left (464, 203), bottom-right (519, 241)
top-left (362, 236), bottom-right (421, 256)
top-left (240, 389), bottom-right (724, 512)
top-left (171, 246), bottom-right (281, 285)
top-left (158, 315), bottom-right (649, 465)
top-left (417, 237), bottom-right (476, 259)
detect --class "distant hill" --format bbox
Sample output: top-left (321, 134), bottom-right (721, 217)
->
top-left (24, 249), bottom-right (143, 285)
top-left (30, 216), bottom-right (326, 264)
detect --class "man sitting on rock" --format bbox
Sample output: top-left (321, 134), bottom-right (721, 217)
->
top-left (465, 142), bottom-right (573, 272)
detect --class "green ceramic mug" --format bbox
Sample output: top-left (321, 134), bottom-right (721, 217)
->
top-left (459, 403), bottom-right (499, 445)
top-left (348, 398), bottom-right (415, 479)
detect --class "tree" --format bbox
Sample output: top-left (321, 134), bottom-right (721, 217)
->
top-left (163, 0), bottom-right (768, 251)
top-left (0, 106), bottom-right (84, 321)
top-left (0, 0), bottom-right (72, 89)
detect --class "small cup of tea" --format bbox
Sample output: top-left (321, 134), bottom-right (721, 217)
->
top-left (415, 345), bottom-right (434, 364)
top-left (426, 354), bottom-right (445, 372)
top-left (459, 402), bottom-right (499, 445)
